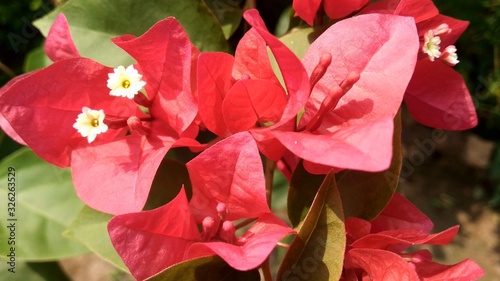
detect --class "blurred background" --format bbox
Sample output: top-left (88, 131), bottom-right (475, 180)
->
top-left (0, 0), bottom-right (498, 280)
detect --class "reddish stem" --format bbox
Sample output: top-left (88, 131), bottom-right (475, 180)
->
top-left (265, 159), bottom-right (276, 207)
top-left (262, 256), bottom-right (273, 281)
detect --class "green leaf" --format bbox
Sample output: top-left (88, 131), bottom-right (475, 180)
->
top-left (0, 261), bottom-right (70, 281)
top-left (34, 0), bottom-right (228, 67)
top-left (148, 255), bottom-right (260, 281)
top-left (335, 110), bottom-right (403, 220)
top-left (287, 160), bottom-right (325, 228)
top-left (274, 5), bottom-right (301, 37)
top-left (23, 46), bottom-right (52, 72)
top-left (203, 0), bottom-right (243, 39)
top-left (279, 26), bottom-right (326, 59)
top-left (63, 205), bottom-right (128, 272)
top-left (278, 172), bottom-right (345, 281)
top-left (143, 158), bottom-right (192, 211)
top-left (0, 148), bottom-right (88, 261)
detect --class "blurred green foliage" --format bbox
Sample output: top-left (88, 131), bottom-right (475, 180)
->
top-left (0, 0), bottom-right (53, 86)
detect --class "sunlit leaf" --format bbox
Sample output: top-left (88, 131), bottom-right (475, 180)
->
top-left (34, 0), bottom-right (228, 67)
top-left (203, 0), bottom-right (243, 39)
top-left (0, 148), bottom-right (88, 261)
top-left (63, 206), bottom-right (128, 272)
top-left (278, 26), bottom-right (324, 59)
top-left (148, 255), bottom-right (260, 281)
top-left (279, 172), bottom-right (345, 280)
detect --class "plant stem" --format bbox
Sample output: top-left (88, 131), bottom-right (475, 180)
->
top-left (265, 159), bottom-right (276, 207)
top-left (0, 61), bottom-right (15, 78)
top-left (276, 241), bottom-right (290, 249)
top-left (234, 218), bottom-right (256, 230)
top-left (246, 0), bottom-right (256, 10)
top-left (494, 45), bottom-right (499, 76)
top-left (261, 159), bottom-right (276, 280)
top-left (262, 256), bottom-right (273, 281)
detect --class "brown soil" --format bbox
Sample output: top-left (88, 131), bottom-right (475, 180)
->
top-left (399, 108), bottom-right (500, 280)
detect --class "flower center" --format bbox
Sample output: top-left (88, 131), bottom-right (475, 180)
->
top-left (422, 30), bottom-right (441, 61)
top-left (199, 202), bottom-right (237, 244)
top-left (122, 79), bottom-right (131, 89)
top-left (91, 118), bottom-right (100, 127)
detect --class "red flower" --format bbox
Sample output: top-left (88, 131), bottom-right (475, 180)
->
top-left (0, 17), bottom-right (200, 215)
top-left (108, 132), bottom-right (294, 280)
top-left (293, 0), bottom-right (370, 25)
top-left (342, 193), bottom-right (484, 280)
top-left (197, 10), bottom-right (311, 160)
top-left (198, 10), bottom-right (418, 174)
top-left (363, 0), bottom-right (477, 130)
top-left (246, 10), bottom-right (419, 173)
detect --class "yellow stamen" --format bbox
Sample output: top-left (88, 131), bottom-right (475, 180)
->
top-left (122, 80), bottom-right (131, 89)
top-left (91, 118), bottom-right (99, 127)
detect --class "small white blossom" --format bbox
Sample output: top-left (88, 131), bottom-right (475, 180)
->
top-left (107, 65), bottom-right (146, 99)
top-left (442, 45), bottom-right (459, 66)
top-left (422, 30), bottom-right (441, 61)
top-left (73, 107), bottom-right (108, 143)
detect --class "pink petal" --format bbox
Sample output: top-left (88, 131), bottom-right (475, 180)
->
top-left (345, 248), bottom-right (420, 280)
top-left (113, 18), bottom-right (197, 136)
top-left (292, 0), bottom-right (322, 26)
top-left (324, 0), bottom-right (369, 20)
top-left (0, 58), bottom-right (137, 167)
top-left (370, 192), bottom-right (433, 233)
top-left (405, 60), bottom-right (477, 130)
top-left (300, 14), bottom-right (418, 131)
top-left (196, 52), bottom-right (234, 137)
top-left (187, 213), bottom-right (294, 271)
top-left (71, 135), bottom-right (175, 215)
top-left (108, 188), bottom-right (201, 280)
top-left (274, 118), bottom-right (394, 172)
top-left (186, 132), bottom-right (270, 221)
top-left (44, 13), bottom-right (80, 61)
top-left (244, 9), bottom-right (311, 126)
top-left (222, 79), bottom-right (287, 134)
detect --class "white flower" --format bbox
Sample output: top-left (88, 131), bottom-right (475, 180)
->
top-left (422, 30), bottom-right (441, 61)
top-left (442, 45), bottom-right (459, 66)
top-left (107, 65), bottom-right (146, 99)
top-left (73, 107), bottom-right (108, 143)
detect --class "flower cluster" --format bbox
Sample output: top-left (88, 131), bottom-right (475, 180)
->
top-left (343, 193), bottom-right (484, 280)
top-left (0, 0), bottom-right (484, 280)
